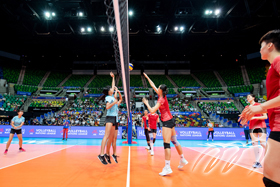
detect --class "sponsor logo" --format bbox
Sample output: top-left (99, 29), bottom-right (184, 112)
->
top-left (35, 129), bottom-right (56, 135)
top-left (180, 131), bottom-right (202, 137)
top-left (22, 129), bottom-right (25, 135)
top-left (92, 130), bottom-right (97, 136)
top-left (138, 130), bottom-right (145, 137)
top-left (192, 146), bottom-right (243, 174)
top-left (156, 131), bottom-right (162, 136)
top-left (29, 129), bottom-right (35, 134)
top-left (0, 128), bottom-right (3, 134)
top-left (5, 128), bottom-right (10, 134)
top-left (99, 130), bottom-right (105, 136)
top-left (240, 132), bottom-right (245, 136)
top-left (214, 131), bottom-right (236, 137)
top-left (68, 129), bottom-right (88, 136)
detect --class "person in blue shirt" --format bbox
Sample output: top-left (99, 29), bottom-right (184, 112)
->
top-left (4, 109), bottom-right (26, 154)
top-left (243, 121), bottom-right (251, 145)
top-left (105, 88), bottom-right (122, 163)
top-left (98, 72), bottom-right (120, 165)
top-left (62, 117), bottom-right (71, 141)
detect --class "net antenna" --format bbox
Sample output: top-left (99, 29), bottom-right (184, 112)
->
top-left (104, 0), bottom-right (135, 144)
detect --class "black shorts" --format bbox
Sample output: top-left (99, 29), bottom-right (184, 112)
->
top-left (249, 128), bottom-right (267, 134)
top-left (269, 131), bottom-right (280, 142)
top-left (150, 129), bottom-right (157, 133)
top-left (105, 116), bottom-right (117, 126)
top-left (10, 129), bottom-right (22, 135)
top-left (162, 118), bottom-right (175, 129)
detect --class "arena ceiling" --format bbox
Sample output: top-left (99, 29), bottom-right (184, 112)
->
top-left (0, 0), bottom-right (279, 69)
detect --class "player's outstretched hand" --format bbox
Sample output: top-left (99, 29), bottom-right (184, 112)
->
top-left (142, 98), bottom-right (148, 105)
top-left (143, 73), bottom-right (148, 79)
top-left (110, 72), bottom-right (114, 78)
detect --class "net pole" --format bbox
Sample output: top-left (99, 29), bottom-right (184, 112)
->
top-left (112, 0), bottom-right (132, 144)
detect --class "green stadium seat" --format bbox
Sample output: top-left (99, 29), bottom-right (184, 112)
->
top-left (148, 75), bottom-right (174, 88)
top-left (218, 69), bottom-right (244, 86)
top-left (63, 75), bottom-right (92, 87)
top-left (14, 85), bottom-right (38, 94)
top-left (44, 72), bottom-right (69, 87)
top-left (194, 72), bottom-right (221, 87)
top-left (88, 75), bottom-right (113, 88)
top-left (228, 85), bottom-right (253, 94)
top-left (169, 75), bottom-right (200, 87)
top-left (23, 69), bottom-right (47, 86)
top-left (3, 67), bottom-right (21, 83)
top-left (246, 66), bottom-right (266, 84)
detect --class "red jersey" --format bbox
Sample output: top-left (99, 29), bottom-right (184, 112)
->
top-left (157, 96), bottom-right (173, 122)
top-left (266, 55), bottom-right (280, 131)
top-left (246, 103), bottom-right (266, 129)
top-left (148, 113), bottom-right (159, 129)
top-left (142, 116), bottom-right (148, 129)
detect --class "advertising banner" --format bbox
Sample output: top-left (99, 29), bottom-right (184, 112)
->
top-left (194, 98), bottom-right (234, 101)
top-left (17, 91), bottom-right (31, 96)
top-left (0, 126), bottom-right (122, 139)
top-left (235, 92), bottom-right (250, 97)
top-left (84, 94), bottom-right (103, 97)
top-left (32, 97), bottom-right (66, 100)
top-left (137, 127), bottom-right (271, 140)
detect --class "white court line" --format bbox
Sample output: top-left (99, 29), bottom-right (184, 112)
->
top-left (126, 146), bottom-right (131, 187)
top-left (0, 145), bottom-right (75, 170)
top-left (187, 147), bottom-right (263, 175)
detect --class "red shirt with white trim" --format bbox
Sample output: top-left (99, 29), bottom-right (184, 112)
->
top-left (246, 103), bottom-right (266, 129)
top-left (157, 96), bottom-right (173, 122)
top-left (148, 113), bottom-right (159, 129)
top-left (266, 56), bottom-right (280, 131)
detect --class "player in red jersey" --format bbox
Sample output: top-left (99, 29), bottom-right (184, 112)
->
top-left (142, 110), bottom-right (151, 150)
top-left (239, 94), bottom-right (267, 168)
top-left (239, 30), bottom-right (280, 186)
top-left (147, 112), bottom-right (161, 156)
top-left (142, 73), bottom-right (188, 176)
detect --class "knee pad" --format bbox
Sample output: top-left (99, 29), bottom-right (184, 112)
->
top-left (149, 133), bottom-right (154, 141)
top-left (263, 177), bottom-right (280, 187)
top-left (153, 138), bottom-right (156, 144)
top-left (164, 143), bottom-right (170, 149)
top-left (171, 135), bottom-right (180, 147)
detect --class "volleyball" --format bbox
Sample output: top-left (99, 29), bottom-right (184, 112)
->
top-left (129, 63), bottom-right (133, 71)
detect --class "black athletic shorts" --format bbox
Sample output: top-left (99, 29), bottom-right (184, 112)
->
top-left (162, 118), bottom-right (175, 129)
top-left (105, 116), bottom-right (117, 127)
top-left (150, 129), bottom-right (157, 133)
top-left (249, 128), bottom-right (267, 134)
top-left (269, 131), bottom-right (280, 142)
top-left (10, 129), bottom-right (22, 135)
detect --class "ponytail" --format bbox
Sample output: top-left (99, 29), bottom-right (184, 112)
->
top-left (160, 84), bottom-right (168, 97)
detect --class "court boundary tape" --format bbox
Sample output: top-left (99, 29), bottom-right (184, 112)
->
top-left (126, 146), bottom-right (131, 187)
top-left (0, 145), bottom-right (75, 170)
top-left (187, 147), bottom-right (263, 175)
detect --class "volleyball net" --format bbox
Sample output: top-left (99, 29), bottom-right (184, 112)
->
top-left (104, 0), bottom-right (133, 144)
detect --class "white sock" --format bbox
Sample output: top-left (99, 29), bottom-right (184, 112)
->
top-left (180, 154), bottom-right (185, 160)
top-left (165, 160), bottom-right (170, 167)
top-left (253, 144), bottom-right (260, 162)
top-left (150, 142), bottom-right (154, 151)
